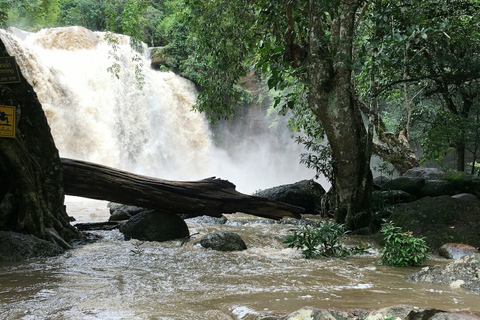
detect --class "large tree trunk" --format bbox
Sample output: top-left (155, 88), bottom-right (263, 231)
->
top-left (456, 142), bottom-right (466, 172)
top-left (0, 38), bottom-right (80, 247)
top-left (308, 0), bottom-right (372, 230)
top-left (61, 158), bottom-right (304, 220)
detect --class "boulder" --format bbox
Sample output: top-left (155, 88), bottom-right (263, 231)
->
top-left (108, 202), bottom-right (146, 221)
top-left (282, 306), bottom-right (465, 320)
top-left (373, 175), bottom-right (391, 188)
top-left (372, 190), bottom-right (417, 207)
top-left (403, 167), bottom-right (445, 180)
top-left (119, 210), bottom-right (189, 242)
top-left (253, 180), bottom-right (325, 214)
top-left (196, 232), bottom-right (247, 251)
top-left (382, 177), bottom-right (425, 195)
top-left (0, 231), bottom-right (64, 261)
top-left (419, 180), bottom-right (454, 197)
top-left (387, 196), bottom-right (480, 250)
top-left (259, 306), bottom-right (480, 320)
top-left (185, 215), bottom-right (228, 225)
top-left (365, 305), bottom-right (444, 320)
top-left (451, 193), bottom-right (480, 201)
top-left (371, 190), bottom-right (417, 230)
top-left (149, 46), bottom-right (167, 69)
top-left (439, 243), bottom-right (479, 259)
top-left (406, 253), bottom-right (480, 292)
top-left (442, 173), bottom-right (480, 197)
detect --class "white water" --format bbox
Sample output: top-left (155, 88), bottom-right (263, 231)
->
top-left (0, 26), bottom-right (317, 193)
top-left (1, 212), bottom-right (479, 319)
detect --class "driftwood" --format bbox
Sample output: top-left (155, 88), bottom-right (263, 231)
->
top-left (61, 158), bottom-right (304, 220)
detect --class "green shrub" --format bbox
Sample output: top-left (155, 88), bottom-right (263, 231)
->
top-left (284, 220), bottom-right (370, 259)
top-left (380, 221), bottom-right (430, 267)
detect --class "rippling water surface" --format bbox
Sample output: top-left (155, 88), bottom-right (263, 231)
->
top-left (0, 198), bottom-right (479, 320)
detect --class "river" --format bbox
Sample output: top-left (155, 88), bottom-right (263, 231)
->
top-left (0, 198), bottom-right (479, 320)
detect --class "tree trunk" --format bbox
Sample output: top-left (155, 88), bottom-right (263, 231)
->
top-left (61, 158), bottom-right (304, 220)
top-left (0, 38), bottom-right (80, 248)
top-left (307, 0), bottom-right (372, 230)
top-left (456, 142), bottom-right (466, 172)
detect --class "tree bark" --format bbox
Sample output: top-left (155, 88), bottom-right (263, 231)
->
top-left (0, 37), bottom-right (80, 247)
top-left (61, 158), bottom-right (304, 220)
top-left (307, 0), bottom-right (372, 230)
top-left (456, 142), bottom-right (466, 172)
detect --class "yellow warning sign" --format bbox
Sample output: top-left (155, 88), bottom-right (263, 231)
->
top-left (0, 57), bottom-right (21, 84)
top-left (0, 105), bottom-right (16, 138)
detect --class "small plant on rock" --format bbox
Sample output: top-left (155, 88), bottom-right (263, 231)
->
top-left (380, 221), bottom-right (430, 267)
top-left (130, 241), bottom-right (145, 255)
top-left (284, 220), bottom-right (370, 259)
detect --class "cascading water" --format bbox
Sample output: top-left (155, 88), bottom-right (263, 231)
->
top-left (1, 26), bottom-right (212, 181)
top-left (0, 26), bottom-right (319, 193)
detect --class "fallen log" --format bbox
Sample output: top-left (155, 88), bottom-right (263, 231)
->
top-left (61, 158), bottom-right (304, 220)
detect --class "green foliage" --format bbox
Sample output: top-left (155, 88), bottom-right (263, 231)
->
top-left (355, 0), bottom-right (480, 173)
top-left (57, 0), bottom-right (107, 30)
top-left (420, 103), bottom-right (480, 172)
top-left (420, 110), bottom-right (462, 163)
top-left (442, 170), bottom-right (467, 181)
top-left (154, 1), bottom-right (199, 79)
top-left (104, 31), bottom-right (121, 79)
top-left (3, 0), bottom-right (60, 30)
top-left (184, 0), bottom-right (260, 121)
top-left (380, 221), bottom-right (430, 267)
top-left (284, 220), bottom-right (370, 259)
top-left (0, 1), bottom-right (8, 28)
top-left (121, 0), bottom-right (149, 41)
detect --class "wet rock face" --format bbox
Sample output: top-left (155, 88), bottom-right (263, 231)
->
top-left (0, 231), bottom-right (64, 261)
top-left (403, 167), bottom-right (445, 180)
top-left (253, 180), bottom-right (325, 214)
top-left (439, 243), bottom-right (479, 260)
top-left (196, 232), bottom-right (247, 251)
top-left (274, 305), bottom-right (480, 320)
top-left (119, 210), bottom-right (189, 242)
top-left (108, 202), bottom-right (146, 221)
top-left (406, 253), bottom-right (480, 292)
top-left (418, 179), bottom-right (454, 197)
top-left (382, 177), bottom-right (425, 195)
top-left (387, 195), bottom-right (480, 251)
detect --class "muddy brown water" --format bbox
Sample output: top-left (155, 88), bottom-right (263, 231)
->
top-left (0, 199), bottom-right (479, 320)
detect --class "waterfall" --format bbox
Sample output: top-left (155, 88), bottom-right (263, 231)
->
top-left (0, 26), bottom-right (212, 180)
top-left (0, 26), bottom-right (319, 193)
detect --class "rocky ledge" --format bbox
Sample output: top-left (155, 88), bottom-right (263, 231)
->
top-left (406, 253), bottom-right (480, 292)
top-left (255, 305), bottom-right (480, 320)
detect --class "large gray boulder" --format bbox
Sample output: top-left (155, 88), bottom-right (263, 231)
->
top-left (418, 179), bottom-right (454, 197)
top-left (196, 232), bottom-right (247, 251)
top-left (253, 180), bottom-right (325, 214)
top-left (387, 195), bottom-right (480, 251)
top-left (373, 175), bottom-right (391, 188)
top-left (403, 167), bottom-right (445, 180)
top-left (382, 176), bottom-right (425, 195)
top-left (119, 210), bottom-right (189, 242)
top-left (372, 190), bottom-right (417, 207)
